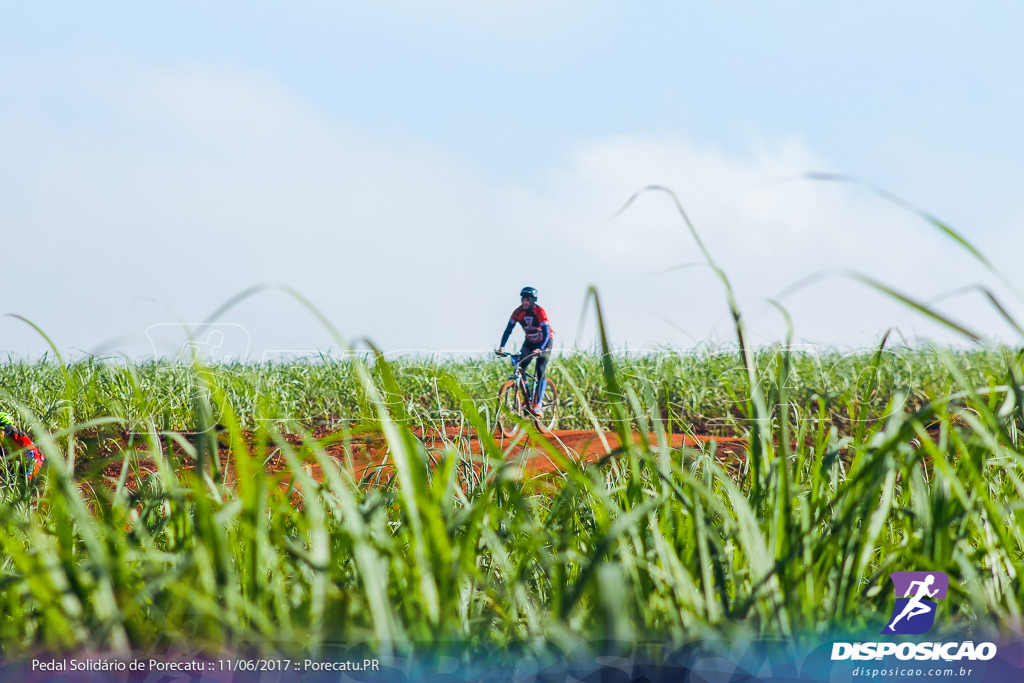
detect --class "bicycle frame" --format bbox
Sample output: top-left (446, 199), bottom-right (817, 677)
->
top-left (501, 352), bottom-right (538, 397)
top-left (494, 350), bottom-right (558, 436)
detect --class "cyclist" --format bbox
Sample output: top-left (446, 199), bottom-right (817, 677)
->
top-left (497, 286), bottom-right (555, 415)
top-left (0, 410), bottom-right (45, 483)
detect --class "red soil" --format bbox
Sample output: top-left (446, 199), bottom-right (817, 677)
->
top-left (92, 428), bottom-right (748, 490)
top-left (310, 428), bottom-right (747, 481)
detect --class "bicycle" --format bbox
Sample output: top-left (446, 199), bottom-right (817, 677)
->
top-left (494, 350), bottom-right (558, 437)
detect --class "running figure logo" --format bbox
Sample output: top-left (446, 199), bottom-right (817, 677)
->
top-left (883, 571), bottom-right (949, 635)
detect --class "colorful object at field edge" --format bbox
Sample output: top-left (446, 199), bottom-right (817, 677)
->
top-left (0, 410), bottom-right (45, 482)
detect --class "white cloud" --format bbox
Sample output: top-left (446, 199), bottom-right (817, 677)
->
top-left (3, 63), bottom-right (1022, 361)
top-left (510, 134), bottom-right (1024, 349)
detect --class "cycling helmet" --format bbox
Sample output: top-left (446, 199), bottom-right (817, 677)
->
top-left (520, 286), bottom-right (538, 301)
top-left (0, 411), bottom-right (15, 439)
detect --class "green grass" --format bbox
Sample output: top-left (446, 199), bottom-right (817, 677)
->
top-left (1, 340), bottom-right (1022, 661)
top-left (0, 344), bottom-right (1014, 438)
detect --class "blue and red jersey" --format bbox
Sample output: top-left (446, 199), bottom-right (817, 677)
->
top-left (501, 305), bottom-right (554, 349)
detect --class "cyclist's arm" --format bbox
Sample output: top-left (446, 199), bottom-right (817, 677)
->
top-left (6, 431), bottom-right (34, 450)
top-left (3, 422), bottom-right (29, 444)
top-left (499, 319), bottom-right (516, 348)
top-left (539, 322), bottom-right (550, 349)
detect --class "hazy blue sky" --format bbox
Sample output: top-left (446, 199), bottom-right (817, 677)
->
top-left (3, 2), bottom-right (1022, 360)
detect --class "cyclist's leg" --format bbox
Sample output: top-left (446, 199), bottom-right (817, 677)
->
top-left (518, 343), bottom-right (541, 410)
top-left (516, 344), bottom-right (533, 376)
top-left (533, 347), bottom-right (551, 407)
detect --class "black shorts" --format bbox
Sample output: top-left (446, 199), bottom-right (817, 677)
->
top-left (518, 342), bottom-right (551, 376)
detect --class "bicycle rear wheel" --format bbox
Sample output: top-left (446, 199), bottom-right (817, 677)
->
top-left (496, 380), bottom-right (528, 437)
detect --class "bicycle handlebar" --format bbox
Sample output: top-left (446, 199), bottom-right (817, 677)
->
top-left (494, 349), bottom-right (539, 359)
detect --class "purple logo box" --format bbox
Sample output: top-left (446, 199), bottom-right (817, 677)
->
top-left (883, 571), bottom-right (949, 635)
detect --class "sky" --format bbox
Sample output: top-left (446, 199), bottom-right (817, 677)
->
top-left (3, 2), bottom-right (1023, 361)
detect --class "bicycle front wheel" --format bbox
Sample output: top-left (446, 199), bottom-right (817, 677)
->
top-left (497, 380), bottom-right (528, 437)
top-left (536, 380), bottom-right (558, 432)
